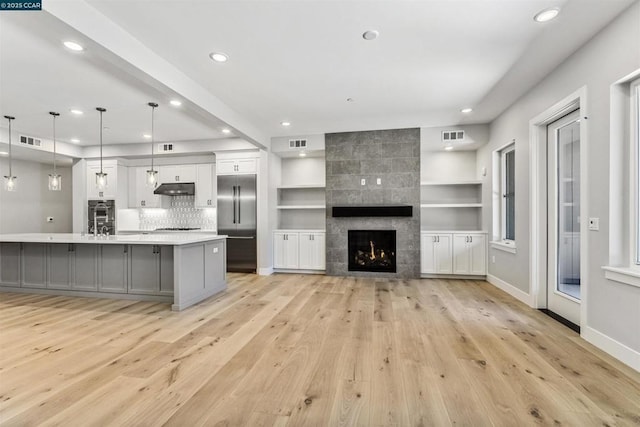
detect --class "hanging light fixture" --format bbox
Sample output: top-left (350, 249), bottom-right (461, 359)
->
top-left (48, 112), bottom-right (62, 191)
top-left (146, 102), bottom-right (159, 188)
top-left (95, 107), bottom-right (108, 190)
top-left (3, 115), bottom-right (16, 192)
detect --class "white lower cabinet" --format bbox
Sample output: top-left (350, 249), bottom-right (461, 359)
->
top-left (273, 232), bottom-right (299, 269)
top-left (299, 232), bottom-right (325, 270)
top-left (421, 233), bottom-right (453, 274)
top-left (273, 231), bottom-right (325, 271)
top-left (421, 232), bottom-right (486, 276)
top-left (452, 233), bottom-right (486, 275)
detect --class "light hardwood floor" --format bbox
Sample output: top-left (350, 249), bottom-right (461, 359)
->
top-left (1, 274), bottom-right (639, 426)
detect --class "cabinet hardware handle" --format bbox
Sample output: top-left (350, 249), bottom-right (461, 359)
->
top-left (470, 236), bottom-right (473, 243)
top-left (124, 246), bottom-right (128, 253)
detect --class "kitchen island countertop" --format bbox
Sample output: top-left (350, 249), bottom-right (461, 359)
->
top-left (0, 233), bottom-right (226, 246)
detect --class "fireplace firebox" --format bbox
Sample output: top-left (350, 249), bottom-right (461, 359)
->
top-left (348, 230), bottom-right (396, 273)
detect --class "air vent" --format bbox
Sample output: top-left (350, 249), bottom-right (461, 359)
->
top-left (442, 130), bottom-right (465, 142)
top-left (289, 139), bottom-right (307, 149)
top-left (159, 143), bottom-right (174, 152)
top-left (19, 134), bottom-right (42, 147)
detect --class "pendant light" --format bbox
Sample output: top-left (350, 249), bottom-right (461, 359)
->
top-left (146, 102), bottom-right (159, 188)
top-left (95, 107), bottom-right (107, 190)
top-left (3, 115), bottom-right (16, 192)
top-left (48, 112), bottom-right (61, 191)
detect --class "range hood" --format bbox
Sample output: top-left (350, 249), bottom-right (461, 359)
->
top-left (153, 182), bottom-right (195, 196)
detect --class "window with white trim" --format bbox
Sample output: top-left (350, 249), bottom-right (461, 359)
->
top-left (491, 141), bottom-right (517, 252)
top-left (501, 144), bottom-right (516, 242)
top-left (633, 77), bottom-right (640, 265)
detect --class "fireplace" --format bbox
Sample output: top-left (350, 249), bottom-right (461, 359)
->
top-left (348, 230), bottom-right (396, 273)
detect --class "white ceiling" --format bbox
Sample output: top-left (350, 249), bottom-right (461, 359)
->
top-left (0, 0), bottom-right (636, 150)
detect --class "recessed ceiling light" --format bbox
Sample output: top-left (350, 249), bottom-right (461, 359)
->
top-left (280, 121), bottom-right (291, 127)
top-left (70, 138), bottom-right (80, 143)
top-left (347, 98), bottom-right (355, 102)
top-left (222, 128), bottom-right (231, 134)
top-left (0, 151), bottom-right (8, 156)
top-left (362, 30), bottom-right (379, 41)
top-left (444, 146), bottom-right (454, 151)
top-left (534, 7), bottom-right (560, 23)
top-left (299, 152), bottom-right (307, 157)
top-left (169, 99), bottom-right (182, 107)
top-left (461, 108), bottom-right (473, 113)
top-left (143, 134), bottom-right (152, 139)
top-left (209, 52), bottom-right (228, 63)
top-left (70, 109), bottom-right (84, 115)
top-left (63, 41), bottom-right (84, 51)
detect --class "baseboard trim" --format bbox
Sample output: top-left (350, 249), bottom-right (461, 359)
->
top-left (486, 274), bottom-right (533, 306)
top-left (582, 326), bottom-right (640, 372)
top-left (273, 269), bottom-right (325, 275)
top-left (258, 267), bottom-right (274, 276)
top-left (0, 286), bottom-right (173, 304)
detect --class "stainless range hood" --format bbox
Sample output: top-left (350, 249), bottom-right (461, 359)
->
top-left (153, 182), bottom-right (195, 196)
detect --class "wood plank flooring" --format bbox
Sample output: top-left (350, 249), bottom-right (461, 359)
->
top-left (1, 274), bottom-right (639, 426)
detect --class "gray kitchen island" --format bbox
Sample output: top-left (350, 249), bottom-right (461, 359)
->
top-left (0, 233), bottom-right (227, 311)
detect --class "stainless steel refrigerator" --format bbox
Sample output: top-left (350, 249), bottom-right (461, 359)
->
top-left (217, 174), bottom-right (257, 272)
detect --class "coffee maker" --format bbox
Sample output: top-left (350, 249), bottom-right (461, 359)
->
top-left (88, 200), bottom-right (115, 235)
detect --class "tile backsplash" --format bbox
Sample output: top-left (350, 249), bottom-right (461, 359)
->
top-left (138, 196), bottom-right (216, 230)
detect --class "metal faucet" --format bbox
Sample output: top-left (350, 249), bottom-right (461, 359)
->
top-left (100, 225), bottom-right (109, 236)
top-left (93, 215), bottom-right (98, 237)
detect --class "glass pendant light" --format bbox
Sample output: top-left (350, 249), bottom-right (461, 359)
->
top-left (146, 102), bottom-right (159, 188)
top-left (3, 115), bottom-right (16, 192)
top-left (48, 111), bottom-right (62, 191)
top-left (95, 107), bottom-right (107, 190)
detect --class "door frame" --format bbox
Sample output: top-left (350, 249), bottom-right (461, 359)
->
top-left (528, 86), bottom-right (589, 333)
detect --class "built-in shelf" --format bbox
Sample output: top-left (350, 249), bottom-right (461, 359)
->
top-left (420, 180), bottom-right (482, 186)
top-left (277, 184), bottom-right (325, 189)
top-left (277, 205), bottom-right (326, 210)
top-left (421, 203), bottom-right (482, 208)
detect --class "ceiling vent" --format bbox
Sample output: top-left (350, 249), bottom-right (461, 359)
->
top-left (442, 130), bottom-right (464, 142)
top-left (159, 143), bottom-right (174, 152)
top-left (289, 139), bottom-right (307, 149)
top-left (19, 134), bottom-right (42, 148)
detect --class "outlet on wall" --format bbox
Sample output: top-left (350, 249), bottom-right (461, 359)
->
top-left (491, 255), bottom-right (496, 263)
top-left (361, 178), bottom-right (366, 186)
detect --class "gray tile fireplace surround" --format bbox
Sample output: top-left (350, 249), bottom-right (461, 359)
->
top-left (325, 128), bottom-right (420, 279)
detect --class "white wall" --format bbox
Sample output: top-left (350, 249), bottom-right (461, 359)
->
top-left (477, 2), bottom-right (640, 360)
top-left (0, 158), bottom-right (73, 233)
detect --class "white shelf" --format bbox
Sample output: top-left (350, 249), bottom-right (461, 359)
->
top-left (421, 181), bottom-right (482, 186)
top-left (421, 230), bottom-right (488, 234)
top-left (277, 184), bottom-right (325, 189)
top-left (421, 203), bottom-right (482, 208)
top-left (277, 205), bottom-right (326, 210)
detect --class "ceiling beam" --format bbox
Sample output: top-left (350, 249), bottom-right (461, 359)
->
top-left (43, 0), bottom-right (269, 150)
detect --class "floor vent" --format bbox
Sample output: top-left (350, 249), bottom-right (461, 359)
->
top-left (442, 130), bottom-right (464, 142)
top-left (19, 134), bottom-right (42, 147)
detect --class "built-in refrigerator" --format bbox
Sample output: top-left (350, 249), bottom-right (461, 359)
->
top-left (217, 174), bottom-right (257, 272)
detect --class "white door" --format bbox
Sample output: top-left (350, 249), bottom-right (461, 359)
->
top-left (468, 234), bottom-right (487, 275)
top-left (452, 234), bottom-right (471, 274)
top-left (273, 232), bottom-right (298, 269)
top-left (547, 110), bottom-right (581, 325)
top-left (421, 234), bottom-right (436, 274)
top-left (195, 164), bottom-right (215, 207)
top-left (299, 232), bottom-right (325, 270)
top-left (435, 234), bottom-right (453, 274)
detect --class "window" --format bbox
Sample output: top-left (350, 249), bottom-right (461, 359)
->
top-left (633, 78), bottom-right (640, 264)
top-left (491, 141), bottom-right (517, 253)
top-left (501, 144), bottom-right (516, 242)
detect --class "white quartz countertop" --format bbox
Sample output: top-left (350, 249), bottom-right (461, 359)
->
top-left (0, 233), bottom-right (227, 246)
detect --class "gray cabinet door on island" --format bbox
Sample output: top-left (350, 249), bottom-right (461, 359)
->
top-left (129, 245), bottom-right (174, 295)
top-left (0, 243), bottom-right (21, 287)
top-left (22, 243), bottom-right (47, 288)
top-left (48, 244), bottom-right (73, 290)
top-left (100, 245), bottom-right (128, 293)
top-left (73, 244), bottom-right (99, 291)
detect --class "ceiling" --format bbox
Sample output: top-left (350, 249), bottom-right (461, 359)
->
top-left (0, 0), bottom-right (636, 151)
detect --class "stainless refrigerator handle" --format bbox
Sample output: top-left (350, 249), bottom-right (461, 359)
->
top-left (238, 186), bottom-right (241, 224)
top-left (232, 185), bottom-right (237, 223)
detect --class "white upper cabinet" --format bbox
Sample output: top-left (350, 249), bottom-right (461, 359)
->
top-left (158, 164), bottom-right (196, 183)
top-left (86, 160), bottom-right (118, 200)
top-left (217, 158), bottom-right (256, 175)
top-left (195, 164), bottom-right (216, 207)
top-left (129, 167), bottom-right (167, 208)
